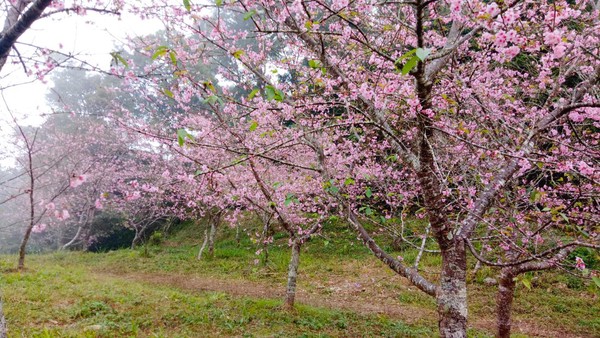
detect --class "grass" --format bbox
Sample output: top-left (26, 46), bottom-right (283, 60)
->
top-left (1, 219), bottom-right (599, 337)
top-left (1, 255), bottom-right (435, 337)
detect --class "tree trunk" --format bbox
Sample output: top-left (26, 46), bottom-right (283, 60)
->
top-left (496, 270), bottom-right (516, 338)
top-left (131, 227), bottom-right (141, 250)
top-left (0, 297), bottom-right (7, 338)
top-left (207, 211), bottom-right (220, 257)
top-left (413, 224), bottom-right (430, 270)
top-left (437, 241), bottom-right (468, 338)
top-left (18, 160), bottom-right (35, 270)
top-left (197, 228), bottom-right (209, 260)
top-left (235, 222), bottom-right (241, 246)
top-left (61, 226), bottom-right (83, 250)
top-left (17, 226), bottom-right (33, 270)
top-left (284, 239), bottom-right (301, 309)
top-left (260, 215), bottom-right (271, 264)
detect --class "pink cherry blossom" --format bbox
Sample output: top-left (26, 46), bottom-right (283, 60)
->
top-left (70, 174), bottom-right (88, 188)
top-left (31, 223), bottom-right (47, 233)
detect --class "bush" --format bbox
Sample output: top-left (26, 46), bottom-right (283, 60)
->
top-left (148, 231), bottom-right (164, 246)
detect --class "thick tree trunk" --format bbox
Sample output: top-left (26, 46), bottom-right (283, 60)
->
top-left (496, 270), bottom-right (516, 338)
top-left (284, 239), bottom-right (301, 309)
top-left (437, 241), bottom-right (468, 338)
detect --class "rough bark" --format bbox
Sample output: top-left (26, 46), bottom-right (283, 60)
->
top-left (496, 270), bottom-right (516, 338)
top-left (0, 0), bottom-right (54, 71)
top-left (284, 239), bottom-right (301, 309)
top-left (437, 241), bottom-right (468, 338)
top-left (491, 249), bottom-right (574, 338)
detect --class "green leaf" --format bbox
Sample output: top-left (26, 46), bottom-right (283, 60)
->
top-left (274, 89), bottom-right (284, 102)
top-left (521, 278), bottom-right (532, 290)
top-left (416, 48), bottom-right (431, 61)
top-left (395, 49), bottom-right (416, 63)
top-left (231, 50), bottom-right (244, 59)
top-left (344, 178), bottom-right (355, 186)
top-left (247, 88), bottom-right (259, 101)
top-left (162, 89), bottom-right (174, 98)
top-left (203, 95), bottom-right (219, 105)
top-left (365, 206), bottom-right (373, 216)
top-left (249, 120), bottom-right (258, 132)
top-left (265, 85), bottom-right (284, 102)
top-left (272, 182), bottom-right (283, 189)
top-left (385, 154), bottom-right (398, 162)
top-left (152, 46), bottom-right (169, 60)
top-left (215, 0), bottom-right (223, 6)
top-left (365, 187), bottom-right (372, 198)
top-left (558, 212), bottom-right (569, 223)
top-left (169, 51), bottom-right (177, 66)
top-left (308, 59), bottom-right (321, 69)
top-left (243, 9), bottom-right (257, 20)
top-left (183, 0), bottom-right (191, 11)
top-left (592, 276), bottom-right (600, 288)
top-left (401, 55), bottom-right (419, 75)
top-left (177, 129), bottom-right (189, 147)
top-left (265, 86), bottom-right (276, 101)
top-left (110, 52), bottom-right (128, 67)
top-left (529, 190), bottom-right (541, 203)
top-left (284, 193), bottom-right (298, 206)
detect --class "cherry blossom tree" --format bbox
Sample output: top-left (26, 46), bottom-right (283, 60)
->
top-left (119, 1), bottom-right (599, 336)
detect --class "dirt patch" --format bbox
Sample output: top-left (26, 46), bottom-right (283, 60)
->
top-left (98, 269), bottom-right (584, 338)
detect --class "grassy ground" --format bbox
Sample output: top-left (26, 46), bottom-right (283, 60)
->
top-left (1, 220), bottom-right (598, 337)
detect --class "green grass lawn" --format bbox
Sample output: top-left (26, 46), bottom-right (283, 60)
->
top-left (1, 221), bottom-right (598, 337)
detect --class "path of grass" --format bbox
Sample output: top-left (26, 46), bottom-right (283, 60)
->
top-left (1, 255), bottom-right (436, 337)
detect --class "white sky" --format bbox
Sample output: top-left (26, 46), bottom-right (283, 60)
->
top-left (0, 3), bottom-right (167, 167)
top-left (0, 6), bottom-right (165, 125)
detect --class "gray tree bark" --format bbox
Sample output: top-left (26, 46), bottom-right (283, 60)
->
top-left (61, 226), bottom-right (83, 250)
top-left (207, 211), bottom-right (221, 257)
top-left (437, 241), bottom-right (468, 338)
top-left (197, 228), bottom-right (209, 260)
top-left (284, 239), bottom-right (301, 308)
top-left (496, 270), bottom-right (516, 338)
